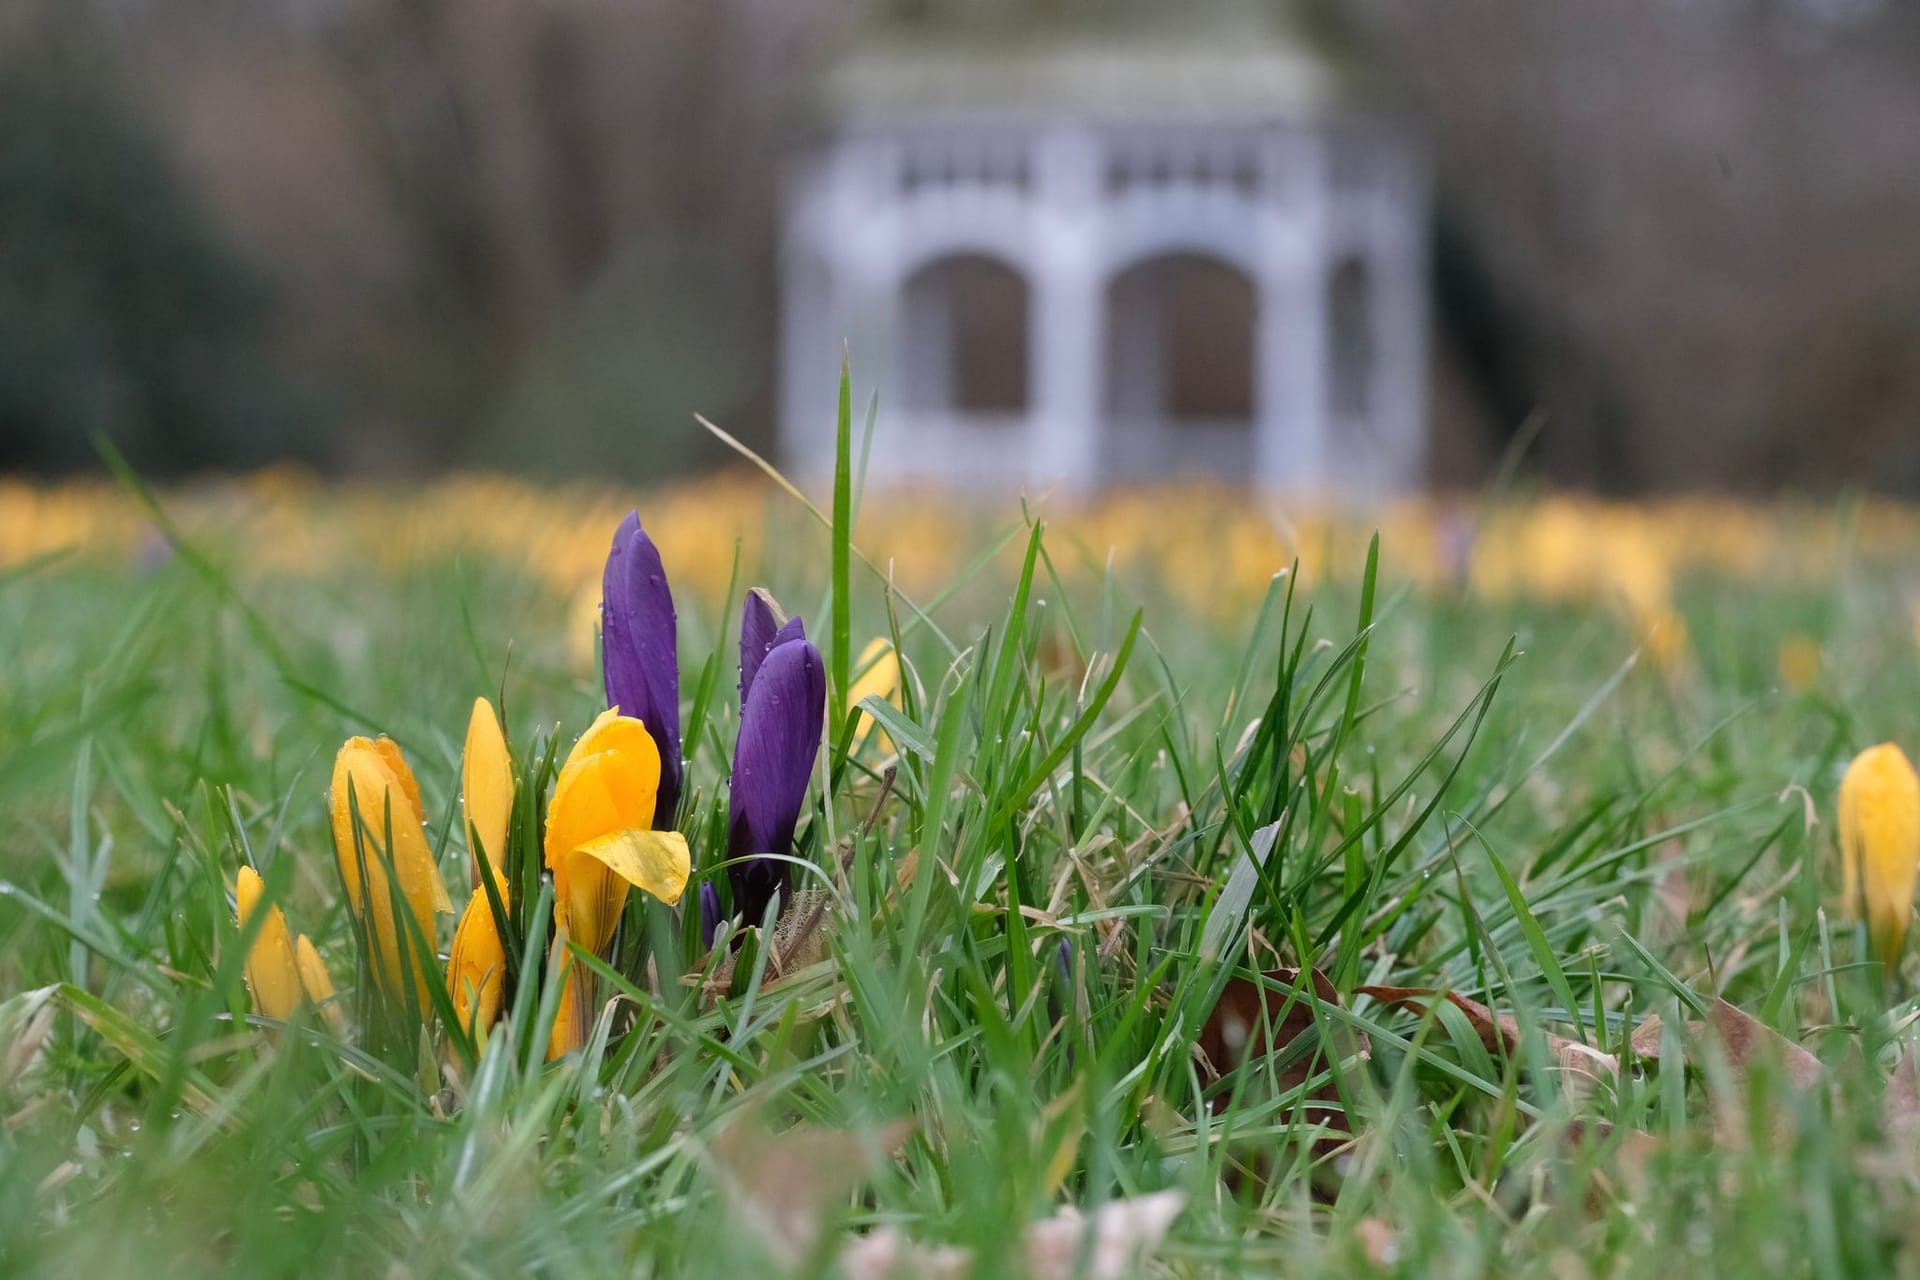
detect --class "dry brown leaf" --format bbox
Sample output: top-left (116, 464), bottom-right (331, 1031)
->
top-left (1628, 999), bottom-right (1823, 1089)
top-left (1628, 999), bottom-right (1825, 1146)
top-left (1559, 1120), bottom-right (1662, 1213)
top-left (0, 988), bottom-right (55, 1092)
top-left (699, 888), bottom-right (839, 999)
top-left (1195, 968), bottom-right (1369, 1198)
top-left (1886, 1051), bottom-right (1920, 1148)
top-left (839, 1230), bottom-right (972, 1280)
top-left (709, 1118), bottom-right (913, 1259)
top-left (1703, 999), bottom-right (1824, 1089)
top-left (841, 1191), bottom-right (1186, 1280)
top-left (1197, 967), bottom-right (1369, 1172)
top-left (1864, 1051), bottom-right (1920, 1180)
top-left (1356, 985), bottom-right (1619, 1093)
top-left (1021, 1190), bottom-right (1187, 1279)
top-left (1355, 1216), bottom-right (1400, 1267)
top-left (1199, 969), bottom-right (1366, 1095)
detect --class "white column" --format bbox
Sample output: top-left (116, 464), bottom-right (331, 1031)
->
top-left (1256, 133), bottom-right (1327, 493)
top-left (840, 220), bottom-right (905, 483)
top-left (1030, 124), bottom-right (1103, 490)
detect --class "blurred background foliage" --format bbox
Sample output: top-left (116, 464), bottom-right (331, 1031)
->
top-left (2, 0), bottom-right (1919, 489)
top-left (0, 34), bottom-right (304, 474)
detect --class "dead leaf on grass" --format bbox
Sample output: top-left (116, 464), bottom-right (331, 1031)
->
top-left (1198, 967), bottom-right (1369, 1157)
top-left (1628, 999), bottom-right (1823, 1090)
top-left (708, 1118), bottom-right (914, 1260)
top-left (1356, 985), bottom-right (1619, 1095)
top-left (1885, 1050), bottom-right (1920, 1147)
top-left (840, 1190), bottom-right (1186, 1280)
top-left (1628, 998), bottom-right (1825, 1145)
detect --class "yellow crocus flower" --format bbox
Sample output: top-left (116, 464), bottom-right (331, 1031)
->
top-left (463, 697), bottom-right (514, 890)
top-left (543, 708), bottom-right (690, 1056)
top-left (294, 934), bottom-right (346, 1035)
top-left (1777, 635), bottom-right (1821, 692)
top-left (1840, 742), bottom-right (1920, 973)
top-left (447, 889), bottom-right (506, 1041)
top-left (235, 866), bottom-right (301, 1021)
top-left (848, 637), bottom-right (901, 753)
top-left (329, 736), bottom-right (454, 1008)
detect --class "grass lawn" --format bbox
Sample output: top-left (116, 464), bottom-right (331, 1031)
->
top-left (2, 455), bottom-right (1918, 1276)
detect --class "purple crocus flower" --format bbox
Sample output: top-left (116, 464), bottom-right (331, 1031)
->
top-left (727, 599), bottom-right (825, 930)
top-left (698, 881), bottom-right (724, 951)
top-left (602, 511), bottom-right (682, 823)
top-left (739, 588), bottom-right (806, 705)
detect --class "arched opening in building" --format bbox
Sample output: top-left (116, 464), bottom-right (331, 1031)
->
top-left (1102, 252), bottom-right (1257, 479)
top-left (899, 253), bottom-right (1030, 417)
top-left (1328, 256), bottom-right (1373, 420)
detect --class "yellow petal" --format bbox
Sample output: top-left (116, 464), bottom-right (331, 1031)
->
top-left (463, 697), bottom-right (515, 891)
top-left (545, 726), bottom-right (660, 872)
top-left (1840, 742), bottom-right (1920, 972)
top-left (447, 889), bottom-right (506, 1040)
top-left (546, 963), bottom-right (591, 1061)
top-left (564, 706), bottom-right (652, 772)
top-left (295, 934), bottom-right (347, 1036)
top-left (572, 828), bottom-right (691, 911)
top-left (330, 736), bottom-right (454, 1008)
top-left (553, 827), bottom-right (689, 963)
top-left (236, 866), bottom-right (301, 1021)
top-left (848, 637), bottom-right (901, 752)
top-left (545, 714), bottom-right (660, 956)
top-left (370, 736), bottom-right (427, 825)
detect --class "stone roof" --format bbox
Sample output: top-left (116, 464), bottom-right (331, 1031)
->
top-left (819, 16), bottom-right (1341, 124)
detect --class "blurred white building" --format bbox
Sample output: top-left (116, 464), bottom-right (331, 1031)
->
top-left (779, 17), bottom-right (1428, 493)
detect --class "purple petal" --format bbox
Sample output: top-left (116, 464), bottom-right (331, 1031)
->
top-left (698, 882), bottom-right (723, 950)
top-left (727, 637), bottom-right (825, 926)
top-left (739, 588), bottom-right (806, 704)
top-left (602, 511), bottom-right (682, 820)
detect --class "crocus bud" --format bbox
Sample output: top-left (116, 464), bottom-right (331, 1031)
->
top-left (544, 708), bottom-right (692, 1057)
top-left (1840, 742), bottom-right (1920, 973)
top-left (329, 737), bottom-right (454, 1009)
top-left (740, 587), bottom-right (806, 705)
top-left (294, 934), bottom-right (346, 1035)
top-left (728, 603), bottom-right (826, 930)
top-left (602, 511), bottom-right (682, 824)
top-left (448, 889), bottom-right (506, 1041)
top-left (236, 866), bottom-right (301, 1021)
top-left (463, 697), bottom-right (514, 892)
top-left (699, 881), bottom-right (724, 951)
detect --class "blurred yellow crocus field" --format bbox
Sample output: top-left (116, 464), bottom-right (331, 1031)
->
top-left (7, 470), bottom-right (1919, 634)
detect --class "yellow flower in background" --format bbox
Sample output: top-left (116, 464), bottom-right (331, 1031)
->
top-left (848, 636), bottom-right (901, 753)
top-left (463, 697), bottom-right (514, 890)
top-left (329, 736), bottom-right (454, 1007)
top-left (1777, 634), bottom-right (1821, 692)
top-left (294, 934), bottom-right (346, 1035)
top-left (544, 708), bottom-right (691, 1056)
top-left (235, 866), bottom-right (301, 1021)
top-left (447, 889), bottom-right (507, 1041)
top-left (1839, 743), bottom-right (1920, 973)
top-left (568, 578), bottom-right (602, 676)
top-left (1641, 605), bottom-right (1689, 672)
